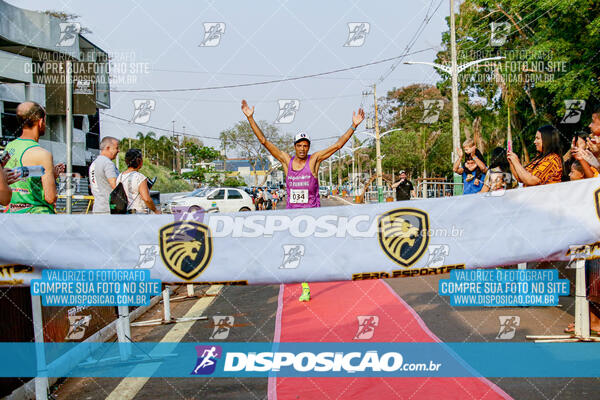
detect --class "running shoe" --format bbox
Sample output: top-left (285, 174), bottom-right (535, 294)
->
top-left (299, 282), bottom-right (311, 302)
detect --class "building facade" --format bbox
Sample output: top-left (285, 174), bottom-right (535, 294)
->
top-left (0, 0), bottom-right (110, 176)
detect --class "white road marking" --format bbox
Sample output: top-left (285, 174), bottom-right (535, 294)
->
top-left (105, 285), bottom-right (223, 400)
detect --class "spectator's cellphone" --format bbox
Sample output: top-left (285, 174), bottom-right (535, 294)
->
top-left (0, 150), bottom-right (10, 167)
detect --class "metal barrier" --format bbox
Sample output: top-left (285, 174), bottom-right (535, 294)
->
top-left (55, 195), bottom-right (94, 214)
top-left (28, 283), bottom-right (210, 400)
top-left (364, 190), bottom-right (394, 203)
top-left (415, 181), bottom-right (463, 199)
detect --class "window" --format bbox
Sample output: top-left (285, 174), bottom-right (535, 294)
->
top-left (228, 189), bottom-right (243, 199)
top-left (208, 189), bottom-right (225, 200)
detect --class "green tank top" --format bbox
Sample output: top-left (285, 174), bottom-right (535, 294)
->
top-left (4, 138), bottom-right (54, 214)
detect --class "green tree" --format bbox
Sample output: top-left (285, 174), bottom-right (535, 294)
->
top-left (435, 0), bottom-right (600, 161)
top-left (379, 84), bottom-right (452, 180)
top-left (219, 120), bottom-right (292, 185)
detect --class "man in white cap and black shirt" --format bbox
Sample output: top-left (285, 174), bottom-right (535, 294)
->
top-left (391, 170), bottom-right (414, 201)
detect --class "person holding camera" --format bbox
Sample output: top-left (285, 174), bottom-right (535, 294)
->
top-left (116, 149), bottom-right (160, 214)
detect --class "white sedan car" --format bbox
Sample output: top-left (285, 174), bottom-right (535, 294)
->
top-left (167, 187), bottom-right (255, 213)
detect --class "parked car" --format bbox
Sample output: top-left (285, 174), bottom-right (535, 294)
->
top-left (319, 186), bottom-right (330, 198)
top-left (167, 187), bottom-right (255, 213)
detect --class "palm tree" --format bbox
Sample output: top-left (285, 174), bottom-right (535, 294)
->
top-left (157, 135), bottom-right (172, 167)
top-left (135, 131), bottom-right (157, 161)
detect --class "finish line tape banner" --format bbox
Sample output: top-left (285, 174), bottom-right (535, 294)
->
top-left (1, 178), bottom-right (600, 287)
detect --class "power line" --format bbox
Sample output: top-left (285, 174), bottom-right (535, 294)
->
top-left (107, 47), bottom-right (435, 93)
top-left (145, 93), bottom-right (363, 104)
top-left (101, 112), bottom-right (344, 143)
top-left (150, 68), bottom-right (380, 81)
top-left (377, 0), bottom-right (444, 85)
top-left (100, 112), bottom-right (221, 141)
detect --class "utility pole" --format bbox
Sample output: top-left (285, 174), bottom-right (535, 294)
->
top-left (181, 126), bottom-right (186, 171)
top-left (373, 84), bottom-right (383, 202)
top-left (337, 150), bottom-right (342, 187)
top-left (171, 120), bottom-right (175, 171)
top-left (175, 134), bottom-right (181, 174)
top-left (327, 157), bottom-right (333, 190)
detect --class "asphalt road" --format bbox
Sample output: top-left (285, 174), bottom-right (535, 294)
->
top-left (51, 195), bottom-right (599, 400)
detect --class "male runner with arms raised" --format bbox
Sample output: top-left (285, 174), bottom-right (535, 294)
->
top-left (241, 99), bottom-right (364, 301)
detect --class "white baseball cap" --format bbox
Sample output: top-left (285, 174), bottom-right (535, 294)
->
top-left (294, 132), bottom-right (310, 144)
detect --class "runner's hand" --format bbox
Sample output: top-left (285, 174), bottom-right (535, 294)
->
top-left (352, 108), bottom-right (365, 127)
top-left (241, 100), bottom-right (254, 118)
top-left (3, 168), bottom-right (18, 185)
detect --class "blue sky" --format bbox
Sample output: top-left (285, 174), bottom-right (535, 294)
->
top-left (11, 0), bottom-right (449, 152)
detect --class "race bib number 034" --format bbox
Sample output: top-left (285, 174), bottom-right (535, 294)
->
top-left (290, 189), bottom-right (309, 204)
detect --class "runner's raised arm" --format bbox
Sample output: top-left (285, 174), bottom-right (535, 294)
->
top-left (241, 100), bottom-right (291, 171)
top-left (312, 108), bottom-right (365, 169)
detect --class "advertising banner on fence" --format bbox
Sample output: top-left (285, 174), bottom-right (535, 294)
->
top-left (1, 178), bottom-right (600, 287)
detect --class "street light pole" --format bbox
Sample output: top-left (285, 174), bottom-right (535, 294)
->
top-left (449, 0), bottom-right (460, 163)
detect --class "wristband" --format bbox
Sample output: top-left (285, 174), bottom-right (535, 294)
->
top-left (350, 124), bottom-right (357, 131)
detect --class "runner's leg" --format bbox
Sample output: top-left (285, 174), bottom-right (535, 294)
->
top-left (299, 282), bottom-right (310, 301)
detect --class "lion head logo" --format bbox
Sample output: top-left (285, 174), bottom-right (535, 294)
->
top-left (378, 208), bottom-right (429, 268)
top-left (159, 221), bottom-right (213, 280)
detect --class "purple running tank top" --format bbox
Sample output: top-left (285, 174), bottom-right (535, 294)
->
top-left (286, 155), bottom-right (320, 209)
